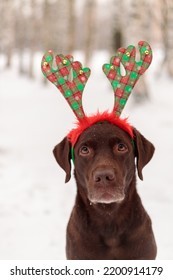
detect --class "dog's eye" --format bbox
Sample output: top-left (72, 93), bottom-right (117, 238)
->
top-left (79, 146), bottom-right (90, 155)
top-left (117, 143), bottom-right (128, 152)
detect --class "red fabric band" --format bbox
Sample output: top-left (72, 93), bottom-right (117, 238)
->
top-left (67, 111), bottom-right (134, 146)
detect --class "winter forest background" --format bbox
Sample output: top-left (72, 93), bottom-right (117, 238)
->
top-left (1, 0), bottom-right (173, 75)
top-left (0, 0), bottom-right (173, 260)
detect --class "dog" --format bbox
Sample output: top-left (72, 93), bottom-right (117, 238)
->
top-left (53, 121), bottom-right (157, 260)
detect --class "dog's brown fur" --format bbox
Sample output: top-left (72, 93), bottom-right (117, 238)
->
top-left (53, 122), bottom-right (157, 260)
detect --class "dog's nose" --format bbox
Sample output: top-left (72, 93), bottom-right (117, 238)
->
top-left (93, 168), bottom-right (115, 184)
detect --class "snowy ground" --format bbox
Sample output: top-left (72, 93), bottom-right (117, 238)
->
top-left (0, 50), bottom-right (173, 260)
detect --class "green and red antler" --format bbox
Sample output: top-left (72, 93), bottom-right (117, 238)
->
top-left (41, 51), bottom-right (91, 119)
top-left (41, 41), bottom-right (152, 120)
top-left (102, 41), bottom-right (153, 116)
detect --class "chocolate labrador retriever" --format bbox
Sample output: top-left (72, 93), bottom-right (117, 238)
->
top-left (53, 121), bottom-right (157, 260)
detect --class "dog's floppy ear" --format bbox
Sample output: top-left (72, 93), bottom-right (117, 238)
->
top-left (53, 137), bottom-right (71, 183)
top-left (133, 128), bottom-right (155, 181)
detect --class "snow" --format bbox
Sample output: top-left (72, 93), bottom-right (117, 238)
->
top-left (0, 50), bottom-right (173, 260)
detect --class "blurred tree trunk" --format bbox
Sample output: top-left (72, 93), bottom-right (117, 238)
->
top-left (42, 0), bottom-right (51, 51)
top-left (67, 0), bottom-right (75, 53)
top-left (41, 0), bottom-right (69, 82)
top-left (167, 0), bottom-right (173, 77)
top-left (0, 0), bottom-right (15, 68)
top-left (125, 0), bottom-right (151, 103)
top-left (156, 0), bottom-right (168, 77)
top-left (156, 0), bottom-right (173, 77)
top-left (111, 0), bottom-right (124, 52)
top-left (6, 0), bottom-right (15, 68)
top-left (42, 0), bottom-right (68, 52)
top-left (28, 0), bottom-right (37, 79)
top-left (0, 1), bottom-right (5, 67)
top-left (17, 0), bottom-right (26, 75)
top-left (126, 0), bottom-right (151, 43)
top-left (83, 0), bottom-right (97, 65)
top-left (42, 0), bottom-right (51, 84)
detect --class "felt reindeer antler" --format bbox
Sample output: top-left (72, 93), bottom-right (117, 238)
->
top-left (103, 41), bottom-right (152, 116)
top-left (41, 51), bottom-right (91, 119)
top-left (41, 41), bottom-right (153, 145)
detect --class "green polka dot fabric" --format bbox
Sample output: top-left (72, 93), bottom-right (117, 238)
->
top-left (41, 51), bottom-right (91, 119)
top-left (102, 41), bottom-right (153, 117)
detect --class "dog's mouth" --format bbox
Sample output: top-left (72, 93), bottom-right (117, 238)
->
top-left (88, 189), bottom-right (125, 204)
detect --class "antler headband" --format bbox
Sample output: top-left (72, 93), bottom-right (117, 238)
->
top-left (41, 41), bottom-right (152, 145)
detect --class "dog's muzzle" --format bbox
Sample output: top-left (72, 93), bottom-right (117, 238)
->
top-left (88, 167), bottom-right (125, 204)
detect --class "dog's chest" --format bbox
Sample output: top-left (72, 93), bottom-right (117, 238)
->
top-left (99, 222), bottom-right (122, 247)
top-left (104, 236), bottom-right (121, 248)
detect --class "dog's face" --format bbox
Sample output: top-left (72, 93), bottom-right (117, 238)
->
top-left (53, 122), bottom-right (155, 204)
top-left (73, 122), bottom-right (135, 204)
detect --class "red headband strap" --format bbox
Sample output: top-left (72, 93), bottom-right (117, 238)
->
top-left (67, 111), bottom-right (134, 146)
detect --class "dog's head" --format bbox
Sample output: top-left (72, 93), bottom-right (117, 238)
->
top-left (53, 122), bottom-right (154, 204)
top-left (42, 42), bottom-right (154, 204)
